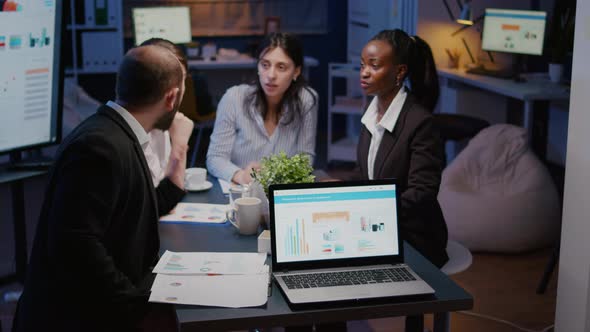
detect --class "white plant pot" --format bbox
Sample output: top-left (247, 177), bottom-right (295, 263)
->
top-left (548, 63), bottom-right (563, 83)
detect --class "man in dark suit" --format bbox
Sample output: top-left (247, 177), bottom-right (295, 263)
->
top-left (13, 45), bottom-right (193, 331)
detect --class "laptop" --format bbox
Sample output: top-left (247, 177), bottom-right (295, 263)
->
top-left (269, 179), bottom-right (434, 308)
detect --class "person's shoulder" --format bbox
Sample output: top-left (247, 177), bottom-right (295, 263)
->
top-left (61, 112), bottom-right (127, 154)
top-left (405, 96), bottom-right (433, 121)
top-left (299, 86), bottom-right (318, 106)
top-left (224, 84), bottom-right (254, 99)
top-left (397, 96), bottom-right (437, 134)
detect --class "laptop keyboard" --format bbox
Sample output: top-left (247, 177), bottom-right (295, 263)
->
top-left (282, 267), bottom-right (416, 289)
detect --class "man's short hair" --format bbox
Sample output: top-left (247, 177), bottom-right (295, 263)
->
top-left (116, 45), bottom-right (183, 107)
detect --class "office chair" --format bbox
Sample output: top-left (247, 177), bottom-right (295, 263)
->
top-left (432, 113), bottom-right (491, 163)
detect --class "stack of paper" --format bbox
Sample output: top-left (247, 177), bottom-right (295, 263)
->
top-left (149, 251), bottom-right (270, 308)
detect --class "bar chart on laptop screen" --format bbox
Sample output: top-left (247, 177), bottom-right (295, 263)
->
top-left (284, 218), bottom-right (310, 256)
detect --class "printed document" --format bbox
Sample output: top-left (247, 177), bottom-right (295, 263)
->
top-left (159, 203), bottom-right (228, 224)
top-left (149, 268), bottom-right (269, 307)
top-left (150, 253), bottom-right (270, 307)
top-left (218, 178), bottom-right (232, 194)
top-left (153, 250), bottom-right (267, 275)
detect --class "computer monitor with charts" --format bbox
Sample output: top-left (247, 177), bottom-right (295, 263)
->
top-left (481, 8), bottom-right (546, 56)
top-left (0, 1), bottom-right (64, 159)
top-left (132, 6), bottom-right (192, 46)
top-left (468, 8), bottom-right (546, 79)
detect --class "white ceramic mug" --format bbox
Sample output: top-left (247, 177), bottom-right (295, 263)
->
top-left (226, 197), bottom-right (261, 235)
top-left (185, 167), bottom-right (207, 188)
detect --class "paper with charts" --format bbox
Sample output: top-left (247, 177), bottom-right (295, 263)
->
top-left (153, 250), bottom-right (267, 275)
top-left (149, 266), bottom-right (269, 307)
top-left (218, 178), bottom-right (232, 194)
top-left (159, 203), bottom-right (228, 224)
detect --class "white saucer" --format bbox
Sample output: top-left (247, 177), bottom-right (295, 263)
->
top-left (185, 180), bottom-right (213, 192)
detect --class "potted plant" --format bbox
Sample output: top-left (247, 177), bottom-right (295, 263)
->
top-left (249, 152), bottom-right (315, 227)
top-left (546, 0), bottom-right (575, 83)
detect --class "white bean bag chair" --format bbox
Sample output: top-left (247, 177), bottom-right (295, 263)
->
top-left (438, 124), bottom-right (561, 253)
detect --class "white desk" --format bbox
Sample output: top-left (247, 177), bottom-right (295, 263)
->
top-left (438, 68), bottom-right (570, 158)
top-left (187, 55), bottom-right (319, 101)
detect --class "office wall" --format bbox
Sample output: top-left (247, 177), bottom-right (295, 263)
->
top-left (555, 1), bottom-right (590, 330)
top-left (417, 0), bottom-right (569, 166)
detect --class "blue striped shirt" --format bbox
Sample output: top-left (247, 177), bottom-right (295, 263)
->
top-left (206, 84), bottom-right (318, 182)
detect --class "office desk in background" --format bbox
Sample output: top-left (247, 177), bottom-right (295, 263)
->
top-left (188, 56), bottom-right (319, 100)
top-left (438, 68), bottom-right (570, 160)
top-left (158, 177), bottom-right (473, 332)
top-left (0, 168), bottom-right (47, 285)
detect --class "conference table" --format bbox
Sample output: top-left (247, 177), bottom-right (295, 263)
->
top-left (158, 177), bottom-right (473, 331)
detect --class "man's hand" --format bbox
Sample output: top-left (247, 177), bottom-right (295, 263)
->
top-left (166, 113), bottom-right (193, 189)
top-left (168, 112), bottom-right (194, 147)
top-left (232, 161), bottom-right (261, 185)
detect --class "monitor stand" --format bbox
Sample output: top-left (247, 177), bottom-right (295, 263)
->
top-left (7, 149), bottom-right (53, 171)
top-left (512, 55), bottom-right (527, 83)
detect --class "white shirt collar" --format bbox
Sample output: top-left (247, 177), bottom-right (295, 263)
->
top-left (106, 100), bottom-right (150, 147)
top-left (361, 88), bottom-right (408, 133)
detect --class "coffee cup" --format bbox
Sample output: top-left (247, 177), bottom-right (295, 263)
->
top-left (185, 167), bottom-right (207, 188)
top-left (226, 197), bottom-right (261, 235)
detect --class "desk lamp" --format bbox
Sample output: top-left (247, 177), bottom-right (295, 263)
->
top-left (456, 1), bottom-right (474, 25)
top-left (446, 0), bottom-right (493, 66)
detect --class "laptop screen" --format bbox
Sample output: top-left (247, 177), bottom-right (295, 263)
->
top-left (271, 181), bottom-right (400, 264)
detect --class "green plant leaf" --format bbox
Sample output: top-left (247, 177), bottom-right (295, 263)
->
top-left (252, 151), bottom-right (315, 196)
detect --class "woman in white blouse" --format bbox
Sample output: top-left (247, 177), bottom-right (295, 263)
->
top-left (206, 33), bottom-right (318, 184)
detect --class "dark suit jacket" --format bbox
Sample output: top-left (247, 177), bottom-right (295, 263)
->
top-left (14, 105), bottom-right (185, 331)
top-left (357, 95), bottom-right (449, 268)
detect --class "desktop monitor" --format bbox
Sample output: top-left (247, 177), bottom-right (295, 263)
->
top-left (481, 8), bottom-right (547, 56)
top-left (0, 1), bottom-right (64, 156)
top-left (132, 6), bottom-right (192, 46)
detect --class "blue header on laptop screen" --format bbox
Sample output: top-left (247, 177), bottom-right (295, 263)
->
top-left (274, 190), bottom-right (396, 204)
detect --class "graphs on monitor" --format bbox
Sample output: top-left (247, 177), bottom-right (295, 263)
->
top-left (481, 8), bottom-right (546, 56)
top-left (132, 6), bottom-right (192, 46)
top-left (0, 1), bottom-right (63, 155)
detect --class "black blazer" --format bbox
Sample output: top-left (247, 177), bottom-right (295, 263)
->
top-left (357, 95), bottom-right (449, 268)
top-left (14, 105), bottom-right (185, 331)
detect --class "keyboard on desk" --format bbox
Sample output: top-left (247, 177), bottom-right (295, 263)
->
top-left (465, 66), bottom-right (514, 79)
top-left (282, 267), bottom-right (416, 289)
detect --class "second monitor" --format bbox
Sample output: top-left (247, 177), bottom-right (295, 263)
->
top-left (132, 6), bottom-right (192, 46)
top-left (467, 8), bottom-right (547, 80)
top-left (481, 8), bottom-right (547, 56)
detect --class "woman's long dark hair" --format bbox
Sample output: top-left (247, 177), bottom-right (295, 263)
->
top-left (371, 29), bottom-right (439, 112)
top-left (245, 32), bottom-right (317, 125)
